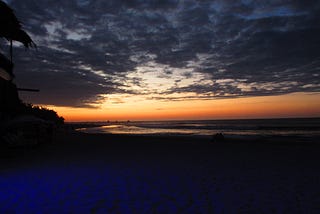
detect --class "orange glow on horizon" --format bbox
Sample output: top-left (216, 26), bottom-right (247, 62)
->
top-left (45, 92), bottom-right (320, 122)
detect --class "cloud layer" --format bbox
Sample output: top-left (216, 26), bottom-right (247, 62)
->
top-left (3, 0), bottom-right (320, 107)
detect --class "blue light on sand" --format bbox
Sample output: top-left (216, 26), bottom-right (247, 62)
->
top-left (0, 163), bottom-right (225, 213)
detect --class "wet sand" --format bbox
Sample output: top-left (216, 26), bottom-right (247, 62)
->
top-left (0, 131), bottom-right (320, 213)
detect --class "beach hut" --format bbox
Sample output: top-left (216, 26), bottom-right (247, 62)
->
top-left (0, 1), bottom-right (50, 146)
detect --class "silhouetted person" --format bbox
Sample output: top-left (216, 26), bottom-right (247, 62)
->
top-left (211, 133), bottom-right (225, 143)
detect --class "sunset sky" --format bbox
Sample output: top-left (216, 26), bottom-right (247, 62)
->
top-left (3, 0), bottom-right (320, 121)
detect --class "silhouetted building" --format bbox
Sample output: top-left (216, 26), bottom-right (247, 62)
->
top-left (0, 0), bottom-right (35, 120)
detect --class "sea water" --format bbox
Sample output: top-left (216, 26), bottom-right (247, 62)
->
top-left (76, 118), bottom-right (320, 137)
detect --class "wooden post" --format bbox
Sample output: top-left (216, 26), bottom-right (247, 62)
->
top-left (10, 39), bottom-right (13, 63)
top-left (17, 88), bottom-right (40, 92)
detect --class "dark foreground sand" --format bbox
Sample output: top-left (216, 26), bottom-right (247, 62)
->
top-left (1, 131), bottom-right (320, 213)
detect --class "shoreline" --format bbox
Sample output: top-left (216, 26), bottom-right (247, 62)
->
top-left (67, 117), bottom-right (320, 140)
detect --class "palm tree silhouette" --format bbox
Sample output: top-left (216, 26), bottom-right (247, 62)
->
top-left (0, 0), bottom-right (36, 64)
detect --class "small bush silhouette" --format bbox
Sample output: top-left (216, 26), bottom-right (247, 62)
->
top-left (20, 103), bottom-right (64, 125)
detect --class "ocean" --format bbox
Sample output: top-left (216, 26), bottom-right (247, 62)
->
top-left (75, 118), bottom-right (320, 138)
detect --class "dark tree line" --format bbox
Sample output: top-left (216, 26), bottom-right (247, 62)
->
top-left (20, 103), bottom-right (64, 125)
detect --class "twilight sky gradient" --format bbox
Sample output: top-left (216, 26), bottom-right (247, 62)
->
top-left (2, 0), bottom-right (320, 121)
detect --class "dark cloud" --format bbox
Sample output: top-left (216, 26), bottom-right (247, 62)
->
top-left (2, 0), bottom-right (319, 107)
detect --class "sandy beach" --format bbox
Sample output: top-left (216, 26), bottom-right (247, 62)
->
top-left (1, 0), bottom-right (320, 213)
top-left (1, 130), bottom-right (320, 213)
